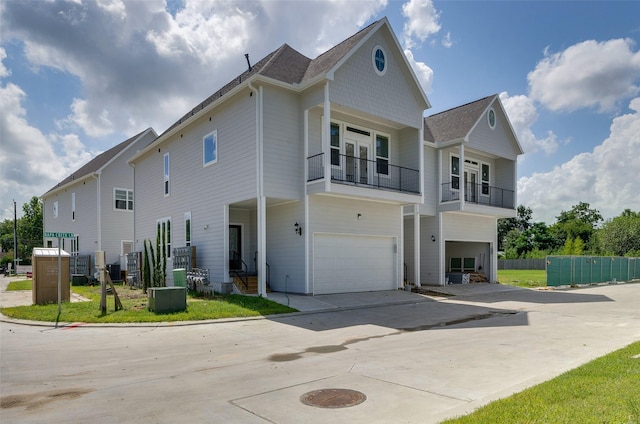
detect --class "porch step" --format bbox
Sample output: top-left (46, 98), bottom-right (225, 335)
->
top-left (231, 275), bottom-right (270, 294)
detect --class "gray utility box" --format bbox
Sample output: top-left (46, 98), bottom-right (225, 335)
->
top-left (148, 287), bottom-right (187, 313)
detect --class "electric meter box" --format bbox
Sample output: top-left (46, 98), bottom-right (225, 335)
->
top-left (32, 248), bottom-right (71, 305)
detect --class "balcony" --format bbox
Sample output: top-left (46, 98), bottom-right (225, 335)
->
top-left (307, 153), bottom-right (420, 194)
top-left (441, 182), bottom-right (515, 209)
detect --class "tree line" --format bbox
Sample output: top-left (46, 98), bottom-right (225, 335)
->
top-left (499, 202), bottom-right (640, 258)
top-left (0, 196), bottom-right (43, 266)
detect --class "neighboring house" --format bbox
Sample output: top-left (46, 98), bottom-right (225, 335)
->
top-left (41, 128), bottom-right (158, 273)
top-left (404, 95), bottom-right (524, 286)
top-left (129, 18), bottom-right (431, 295)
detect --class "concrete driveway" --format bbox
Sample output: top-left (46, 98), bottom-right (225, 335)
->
top-left (1, 276), bottom-right (639, 423)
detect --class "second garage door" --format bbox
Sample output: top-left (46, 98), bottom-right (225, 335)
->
top-left (313, 234), bottom-right (396, 295)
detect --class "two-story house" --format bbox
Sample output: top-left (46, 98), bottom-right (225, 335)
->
top-left (128, 18), bottom-right (430, 295)
top-left (41, 128), bottom-right (157, 273)
top-left (404, 95), bottom-right (523, 286)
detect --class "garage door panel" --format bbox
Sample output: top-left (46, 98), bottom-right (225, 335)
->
top-left (314, 234), bottom-right (395, 294)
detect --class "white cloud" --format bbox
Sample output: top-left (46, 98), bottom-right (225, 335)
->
top-left (0, 47), bottom-right (9, 78)
top-left (518, 97), bottom-right (640, 223)
top-left (404, 48), bottom-right (434, 94)
top-left (528, 39), bottom-right (640, 113)
top-left (0, 81), bottom-right (94, 220)
top-left (401, 0), bottom-right (441, 49)
top-left (441, 32), bottom-right (452, 48)
top-left (499, 92), bottom-right (560, 155)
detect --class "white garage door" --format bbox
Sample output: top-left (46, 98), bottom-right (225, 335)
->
top-left (313, 234), bottom-right (396, 295)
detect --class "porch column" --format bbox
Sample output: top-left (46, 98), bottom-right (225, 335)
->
top-left (223, 205), bottom-right (230, 281)
top-left (459, 144), bottom-right (465, 209)
top-left (414, 205), bottom-right (421, 287)
top-left (257, 196), bottom-right (267, 296)
top-left (323, 82), bottom-right (331, 191)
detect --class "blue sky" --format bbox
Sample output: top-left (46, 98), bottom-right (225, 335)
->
top-left (1, 0), bottom-right (639, 224)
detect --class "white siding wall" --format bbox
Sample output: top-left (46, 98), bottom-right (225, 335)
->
top-left (265, 201), bottom-right (306, 293)
top-left (43, 177), bottom-right (98, 256)
top-left (403, 216), bottom-right (415, 283)
top-left (330, 30), bottom-right (425, 129)
top-left (419, 215), bottom-right (440, 285)
top-left (133, 89), bottom-right (257, 283)
top-left (262, 86), bottom-right (303, 199)
top-left (308, 195), bottom-right (403, 293)
top-left (421, 145), bottom-right (438, 215)
top-left (442, 213), bottom-right (496, 242)
top-left (467, 106), bottom-right (518, 160)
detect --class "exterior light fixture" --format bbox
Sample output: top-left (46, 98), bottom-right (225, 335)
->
top-left (431, 235), bottom-right (436, 242)
top-left (357, 213), bottom-right (362, 220)
top-left (294, 222), bottom-right (302, 236)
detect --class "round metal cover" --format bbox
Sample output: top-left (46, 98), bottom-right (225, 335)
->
top-left (300, 388), bottom-right (366, 409)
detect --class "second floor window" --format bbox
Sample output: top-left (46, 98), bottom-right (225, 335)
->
top-left (376, 134), bottom-right (389, 175)
top-left (71, 192), bottom-right (76, 221)
top-left (330, 123), bottom-right (340, 166)
top-left (203, 130), bottom-right (218, 166)
top-left (115, 189), bottom-right (133, 211)
top-left (451, 156), bottom-right (460, 189)
top-left (482, 164), bottom-right (490, 195)
top-left (164, 153), bottom-right (170, 196)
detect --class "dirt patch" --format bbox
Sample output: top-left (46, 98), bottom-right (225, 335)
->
top-left (1, 388), bottom-right (95, 411)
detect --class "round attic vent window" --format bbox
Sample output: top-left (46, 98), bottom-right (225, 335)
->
top-left (488, 108), bottom-right (496, 129)
top-left (372, 46), bottom-right (387, 75)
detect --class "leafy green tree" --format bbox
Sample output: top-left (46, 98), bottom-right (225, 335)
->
top-left (0, 219), bottom-right (14, 253)
top-left (498, 205), bottom-right (533, 251)
top-left (563, 238), bottom-right (574, 255)
top-left (551, 202), bottom-right (603, 252)
top-left (572, 237), bottom-right (585, 255)
top-left (597, 209), bottom-right (640, 256)
top-left (17, 197), bottom-right (43, 261)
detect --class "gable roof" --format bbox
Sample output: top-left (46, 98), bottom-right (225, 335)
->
top-left (423, 94), bottom-right (496, 143)
top-left (157, 17), bottom-right (428, 142)
top-left (42, 127), bottom-right (156, 197)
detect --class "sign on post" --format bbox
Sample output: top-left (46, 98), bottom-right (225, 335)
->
top-left (44, 232), bottom-right (76, 239)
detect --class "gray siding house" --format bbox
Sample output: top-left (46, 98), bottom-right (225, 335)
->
top-left (41, 128), bottom-right (157, 272)
top-left (129, 18), bottom-right (431, 295)
top-left (404, 95), bottom-right (524, 286)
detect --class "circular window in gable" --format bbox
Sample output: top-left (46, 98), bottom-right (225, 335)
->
top-left (372, 46), bottom-right (387, 76)
top-left (488, 108), bottom-right (496, 129)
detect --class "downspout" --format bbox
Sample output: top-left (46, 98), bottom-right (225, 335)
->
top-left (248, 81), bottom-right (267, 297)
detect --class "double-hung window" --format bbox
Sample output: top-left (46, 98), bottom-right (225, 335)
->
top-left (114, 188), bottom-right (134, 211)
top-left (203, 130), bottom-right (217, 166)
top-left (184, 212), bottom-right (191, 247)
top-left (330, 123), bottom-right (340, 166)
top-left (451, 156), bottom-right (460, 190)
top-left (481, 164), bottom-right (490, 196)
top-left (71, 192), bottom-right (76, 221)
top-left (163, 153), bottom-right (170, 196)
top-left (157, 217), bottom-right (172, 259)
top-left (375, 134), bottom-right (389, 176)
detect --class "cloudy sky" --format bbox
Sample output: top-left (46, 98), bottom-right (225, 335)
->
top-left (1, 0), bottom-right (639, 224)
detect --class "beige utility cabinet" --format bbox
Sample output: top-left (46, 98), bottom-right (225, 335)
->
top-left (32, 248), bottom-right (70, 305)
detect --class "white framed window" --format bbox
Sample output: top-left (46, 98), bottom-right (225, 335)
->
top-left (372, 45), bottom-right (387, 76)
top-left (53, 201), bottom-right (59, 218)
top-left (184, 212), bottom-right (191, 247)
top-left (156, 217), bottom-right (172, 259)
top-left (375, 133), bottom-right (389, 176)
top-left (163, 153), bottom-right (170, 196)
top-left (481, 163), bottom-right (490, 196)
top-left (487, 108), bottom-right (496, 129)
top-left (121, 240), bottom-right (133, 256)
top-left (330, 123), bottom-right (341, 166)
top-left (450, 155), bottom-right (460, 190)
top-left (114, 188), bottom-right (134, 211)
top-left (203, 130), bottom-right (218, 166)
top-left (71, 192), bottom-right (76, 221)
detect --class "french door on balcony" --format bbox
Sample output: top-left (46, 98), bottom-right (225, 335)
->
top-left (345, 132), bottom-right (371, 185)
top-left (464, 169), bottom-right (478, 203)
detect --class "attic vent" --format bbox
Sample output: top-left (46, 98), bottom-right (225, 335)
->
top-left (244, 53), bottom-right (252, 72)
top-left (346, 126), bottom-right (371, 136)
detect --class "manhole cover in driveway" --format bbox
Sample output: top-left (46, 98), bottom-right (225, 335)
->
top-left (300, 388), bottom-right (366, 408)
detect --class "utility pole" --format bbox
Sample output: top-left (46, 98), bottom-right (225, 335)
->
top-left (13, 199), bottom-right (17, 274)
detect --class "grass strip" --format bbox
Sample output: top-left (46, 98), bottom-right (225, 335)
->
top-left (497, 269), bottom-right (546, 288)
top-left (442, 341), bottom-right (640, 424)
top-left (1, 284), bottom-right (297, 323)
top-left (6, 280), bottom-right (33, 291)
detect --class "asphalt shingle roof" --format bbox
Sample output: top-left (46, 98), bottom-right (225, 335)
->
top-left (423, 94), bottom-right (496, 143)
top-left (161, 19), bottom-right (382, 138)
top-left (43, 128), bottom-right (150, 196)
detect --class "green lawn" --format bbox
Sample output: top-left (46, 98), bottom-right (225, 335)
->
top-left (0, 283), bottom-right (297, 323)
top-left (497, 269), bottom-right (546, 288)
top-left (442, 341), bottom-right (640, 424)
top-left (6, 279), bottom-right (33, 291)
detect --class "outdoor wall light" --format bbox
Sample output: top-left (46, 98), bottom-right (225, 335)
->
top-left (431, 235), bottom-right (436, 242)
top-left (294, 222), bottom-right (302, 236)
top-left (357, 213), bottom-right (362, 220)
top-left (203, 224), bottom-right (209, 230)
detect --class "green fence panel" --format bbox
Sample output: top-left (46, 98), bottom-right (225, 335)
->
top-left (546, 256), bottom-right (640, 286)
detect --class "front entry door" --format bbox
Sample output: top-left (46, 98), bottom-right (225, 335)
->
top-left (345, 132), bottom-right (371, 185)
top-left (229, 225), bottom-right (242, 270)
